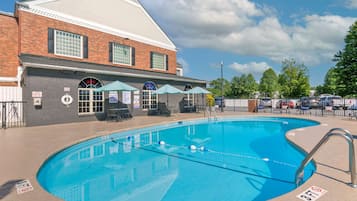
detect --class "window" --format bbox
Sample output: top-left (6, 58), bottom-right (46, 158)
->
top-left (55, 30), bottom-right (83, 58)
top-left (78, 78), bottom-right (104, 115)
top-left (142, 81), bottom-right (157, 110)
top-left (112, 43), bottom-right (131, 65)
top-left (184, 84), bottom-right (194, 106)
top-left (150, 52), bottom-right (168, 70)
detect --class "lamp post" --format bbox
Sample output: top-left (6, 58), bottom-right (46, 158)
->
top-left (220, 61), bottom-right (224, 112)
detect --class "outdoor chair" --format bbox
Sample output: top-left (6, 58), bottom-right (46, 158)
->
top-left (158, 102), bottom-right (171, 116)
top-left (147, 103), bottom-right (171, 116)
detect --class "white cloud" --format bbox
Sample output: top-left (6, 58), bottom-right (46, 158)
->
top-left (141, 0), bottom-right (356, 66)
top-left (347, 0), bottom-right (357, 8)
top-left (229, 61), bottom-right (270, 75)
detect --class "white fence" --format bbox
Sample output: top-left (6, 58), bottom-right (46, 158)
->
top-left (0, 87), bottom-right (22, 101)
top-left (0, 87), bottom-right (24, 128)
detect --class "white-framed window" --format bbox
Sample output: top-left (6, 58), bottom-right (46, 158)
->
top-left (78, 77), bottom-right (104, 115)
top-left (184, 84), bottom-right (194, 106)
top-left (142, 90), bottom-right (158, 110)
top-left (142, 81), bottom-right (158, 110)
top-left (55, 30), bottom-right (83, 58)
top-left (151, 52), bottom-right (167, 70)
top-left (186, 93), bottom-right (194, 106)
top-left (112, 43), bottom-right (132, 65)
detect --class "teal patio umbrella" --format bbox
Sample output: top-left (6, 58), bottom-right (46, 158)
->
top-left (154, 84), bottom-right (184, 106)
top-left (185, 86), bottom-right (211, 107)
top-left (185, 86), bottom-right (211, 94)
top-left (94, 80), bottom-right (138, 92)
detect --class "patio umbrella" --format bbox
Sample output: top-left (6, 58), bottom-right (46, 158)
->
top-left (185, 87), bottom-right (211, 107)
top-left (185, 86), bottom-right (211, 94)
top-left (154, 84), bottom-right (184, 106)
top-left (94, 80), bottom-right (138, 92)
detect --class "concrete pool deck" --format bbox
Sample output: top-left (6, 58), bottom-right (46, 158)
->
top-left (0, 112), bottom-right (356, 201)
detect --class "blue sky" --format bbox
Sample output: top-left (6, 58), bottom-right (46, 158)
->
top-left (1, 0), bottom-right (357, 86)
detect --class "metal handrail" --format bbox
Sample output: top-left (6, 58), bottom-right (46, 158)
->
top-left (295, 128), bottom-right (356, 188)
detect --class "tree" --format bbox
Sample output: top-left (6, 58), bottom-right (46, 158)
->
top-left (334, 21), bottom-right (357, 97)
top-left (259, 68), bottom-right (279, 97)
top-left (278, 59), bottom-right (310, 98)
top-left (323, 67), bottom-right (339, 95)
top-left (230, 74), bottom-right (258, 98)
top-left (314, 85), bottom-right (325, 96)
top-left (246, 74), bottom-right (259, 97)
top-left (208, 78), bottom-right (230, 97)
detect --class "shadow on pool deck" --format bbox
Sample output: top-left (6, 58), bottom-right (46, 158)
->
top-left (0, 179), bottom-right (23, 199)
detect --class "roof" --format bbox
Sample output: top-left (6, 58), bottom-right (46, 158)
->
top-left (17, 0), bottom-right (176, 51)
top-left (20, 54), bottom-right (207, 84)
top-left (0, 11), bottom-right (14, 17)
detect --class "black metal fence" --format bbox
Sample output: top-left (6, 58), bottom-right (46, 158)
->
top-left (256, 107), bottom-right (357, 118)
top-left (223, 98), bottom-right (357, 119)
top-left (0, 101), bottom-right (26, 129)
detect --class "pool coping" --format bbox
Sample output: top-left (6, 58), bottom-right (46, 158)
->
top-left (0, 112), bottom-right (356, 201)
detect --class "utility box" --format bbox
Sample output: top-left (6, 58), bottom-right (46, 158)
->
top-left (248, 99), bottom-right (258, 112)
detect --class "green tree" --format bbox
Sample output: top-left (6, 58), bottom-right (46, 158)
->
top-left (246, 74), bottom-right (259, 97)
top-left (278, 59), bottom-right (310, 98)
top-left (323, 67), bottom-right (339, 94)
top-left (208, 78), bottom-right (230, 97)
top-left (259, 68), bottom-right (279, 97)
top-left (314, 85), bottom-right (325, 96)
top-left (230, 74), bottom-right (258, 98)
top-left (334, 21), bottom-right (357, 97)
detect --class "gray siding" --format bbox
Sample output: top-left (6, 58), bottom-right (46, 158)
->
top-left (23, 68), bottom-right (205, 126)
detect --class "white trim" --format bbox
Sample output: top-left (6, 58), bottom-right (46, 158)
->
top-left (112, 43), bottom-right (132, 66)
top-left (123, 0), bottom-right (141, 7)
top-left (0, 67), bottom-right (24, 85)
top-left (22, 62), bottom-right (206, 84)
top-left (151, 52), bottom-right (167, 71)
top-left (0, 77), bottom-right (18, 82)
top-left (17, 2), bottom-right (177, 51)
top-left (25, 0), bottom-right (58, 6)
top-left (54, 29), bottom-right (84, 59)
top-left (78, 87), bottom-right (105, 115)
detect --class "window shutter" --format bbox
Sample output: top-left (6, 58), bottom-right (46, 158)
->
top-left (150, 52), bottom-right (153, 68)
top-left (165, 55), bottom-right (169, 71)
top-left (109, 42), bottom-right (113, 62)
top-left (131, 47), bottom-right (135, 66)
top-left (83, 36), bottom-right (88, 58)
top-left (48, 28), bottom-right (54, 54)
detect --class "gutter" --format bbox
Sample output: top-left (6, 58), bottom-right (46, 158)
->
top-left (0, 67), bottom-right (24, 87)
top-left (22, 62), bottom-right (207, 84)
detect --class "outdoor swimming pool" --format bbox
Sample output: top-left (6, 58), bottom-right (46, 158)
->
top-left (37, 117), bottom-right (319, 201)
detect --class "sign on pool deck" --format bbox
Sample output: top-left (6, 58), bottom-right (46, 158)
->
top-left (297, 186), bottom-right (327, 201)
top-left (16, 179), bottom-right (33, 194)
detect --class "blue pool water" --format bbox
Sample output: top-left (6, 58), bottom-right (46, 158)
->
top-left (37, 117), bottom-right (318, 201)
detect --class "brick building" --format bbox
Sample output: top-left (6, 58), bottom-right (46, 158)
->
top-left (0, 0), bottom-right (206, 126)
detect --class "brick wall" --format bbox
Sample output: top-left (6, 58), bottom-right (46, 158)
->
top-left (0, 13), bottom-right (19, 86)
top-left (19, 11), bottom-right (177, 75)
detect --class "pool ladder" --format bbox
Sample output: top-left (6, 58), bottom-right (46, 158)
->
top-left (295, 128), bottom-right (357, 188)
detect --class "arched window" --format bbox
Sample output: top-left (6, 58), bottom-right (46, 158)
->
top-left (142, 81), bottom-right (157, 110)
top-left (78, 77), bottom-right (104, 114)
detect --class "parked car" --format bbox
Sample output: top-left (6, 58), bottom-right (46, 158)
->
top-left (215, 96), bottom-right (225, 108)
top-left (319, 95), bottom-right (343, 110)
top-left (276, 99), bottom-right (295, 109)
top-left (309, 97), bottom-right (320, 108)
top-left (260, 97), bottom-right (272, 108)
top-left (348, 104), bottom-right (357, 110)
top-left (296, 97), bottom-right (311, 109)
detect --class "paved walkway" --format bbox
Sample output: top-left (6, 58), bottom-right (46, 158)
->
top-left (0, 112), bottom-right (356, 201)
